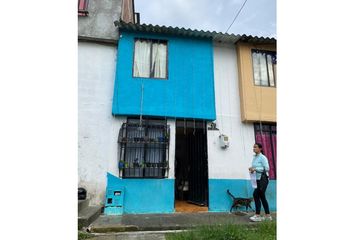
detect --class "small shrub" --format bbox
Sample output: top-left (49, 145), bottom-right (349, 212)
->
top-left (78, 231), bottom-right (94, 240)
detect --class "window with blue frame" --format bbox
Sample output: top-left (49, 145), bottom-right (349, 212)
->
top-left (252, 50), bottom-right (277, 87)
top-left (133, 39), bottom-right (168, 79)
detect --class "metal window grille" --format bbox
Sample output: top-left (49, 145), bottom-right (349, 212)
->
top-left (78, 0), bottom-right (89, 16)
top-left (118, 118), bottom-right (170, 178)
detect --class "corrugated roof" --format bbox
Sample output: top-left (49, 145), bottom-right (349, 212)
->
top-left (115, 21), bottom-right (276, 44)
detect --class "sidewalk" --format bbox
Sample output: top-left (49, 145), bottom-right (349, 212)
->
top-left (88, 211), bottom-right (276, 233)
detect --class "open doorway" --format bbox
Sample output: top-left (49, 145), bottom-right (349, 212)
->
top-left (175, 120), bottom-right (208, 212)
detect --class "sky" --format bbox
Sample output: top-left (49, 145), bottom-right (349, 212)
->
top-left (134, 0), bottom-right (276, 38)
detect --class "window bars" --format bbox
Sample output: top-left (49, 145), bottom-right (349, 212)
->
top-left (118, 118), bottom-right (170, 178)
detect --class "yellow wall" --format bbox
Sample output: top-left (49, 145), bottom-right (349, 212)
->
top-left (236, 42), bottom-right (276, 123)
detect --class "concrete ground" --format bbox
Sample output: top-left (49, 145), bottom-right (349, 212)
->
top-left (90, 232), bottom-right (165, 240)
top-left (85, 211), bottom-right (276, 239)
top-left (88, 230), bottom-right (180, 240)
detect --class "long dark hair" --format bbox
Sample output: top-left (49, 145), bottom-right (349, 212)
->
top-left (254, 142), bottom-right (264, 155)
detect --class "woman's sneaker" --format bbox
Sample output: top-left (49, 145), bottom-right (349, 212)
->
top-left (250, 215), bottom-right (264, 222)
top-left (264, 215), bottom-right (272, 221)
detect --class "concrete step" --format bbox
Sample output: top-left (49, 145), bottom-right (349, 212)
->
top-left (88, 212), bottom-right (277, 233)
top-left (78, 206), bottom-right (102, 230)
top-left (78, 199), bottom-right (89, 212)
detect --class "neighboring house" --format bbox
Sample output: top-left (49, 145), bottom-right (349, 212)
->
top-left (105, 22), bottom-right (276, 214)
top-left (78, 0), bottom-right (137, 205)
top-left (236, 40), bottom-right (277, 180)
top-left (205, 37), bottom-right (277, 212)
top-left (210, 37), bottom-right (277, 212)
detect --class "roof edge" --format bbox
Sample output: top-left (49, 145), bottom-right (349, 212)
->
top-left (115, 21), bottom-right (276, 44)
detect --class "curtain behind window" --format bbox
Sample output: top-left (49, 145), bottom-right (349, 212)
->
top-left (253, 52), bottom-right (269, 86)
top-left (133, 40), bottom-right (151, 78)
top-left (145, 126), bottom-right (164, 177)
top-left (151, 42), bottom-right (167, 78)
top-left (255, 132), bottom-right (276, 179)
top-left (252, 52), bottom-right (261, 85)
top-left (259, 53), bottom-right (268, 86)
top-left (267, 55), bottom-right (275, 86)
top-left (252, 51), bottom-right (276, 87)
top-left (271, 133), bottom-right (277, 176)
top-left (255, 125), bottom-right (277, 180)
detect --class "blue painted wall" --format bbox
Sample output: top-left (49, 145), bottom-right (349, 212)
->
top-left (208, 179), bottom-right (276, 212)
top-left (112, 30), bottom-right (216, 120)
top-left (104, 173), bottom-right (276, 214)
top-left (105, 172), bottom-right (174, 214)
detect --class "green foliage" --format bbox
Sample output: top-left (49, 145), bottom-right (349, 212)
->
top-left (166, 221), bottom-right (276, 240)
top-left (78, 231), bottom-right (94, 240)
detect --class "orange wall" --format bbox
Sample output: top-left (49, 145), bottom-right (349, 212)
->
top-left (236, 42), bottom-right (276, 123)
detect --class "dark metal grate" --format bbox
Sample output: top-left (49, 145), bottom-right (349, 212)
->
top-left (175, 120), bottom-right (209, 206)
top-left (118, 118), bottom-right (170, 178)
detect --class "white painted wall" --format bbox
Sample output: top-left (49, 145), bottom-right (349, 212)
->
top-left (167, 119), bottom-right (176, 180)
top-left (78, 42), bottom-right (124, 205)
top-left (78, 41), bottom-right (256, 205)
top-left (208, 43), bottom-right (255, 180)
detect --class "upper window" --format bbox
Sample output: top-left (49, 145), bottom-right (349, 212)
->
top-left (252, 50), bottom-right (277, 87)
top-left (78, 0), bottom-right (89, 16)
top-left (133, 39), bottom-right (168, 79)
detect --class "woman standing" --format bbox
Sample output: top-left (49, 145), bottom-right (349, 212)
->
top-left (249, 143), bottom-right (272, 222)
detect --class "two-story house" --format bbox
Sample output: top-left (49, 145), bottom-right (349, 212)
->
top-left (236, 39), bottom-right (277, 180)
top-left (104, 22), bottom-right (276, 214)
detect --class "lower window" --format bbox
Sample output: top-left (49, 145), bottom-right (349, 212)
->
top-left (254, 123), bottom-right (277, 180)
top-left (118, 118), bottom-right (170, 178)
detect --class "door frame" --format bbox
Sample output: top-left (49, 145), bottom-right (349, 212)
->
top-left (174, 119), bottom-right (209, 207)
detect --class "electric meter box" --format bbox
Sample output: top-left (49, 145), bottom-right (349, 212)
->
top-left (219, 134), bottom-right (229, 149)
top-left (104, 187), bottom-right (124, 215)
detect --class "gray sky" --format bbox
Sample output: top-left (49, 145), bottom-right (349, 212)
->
top-left (134, 0), bottom-right (276, 38)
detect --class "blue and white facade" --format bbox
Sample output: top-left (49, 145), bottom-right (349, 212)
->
top-left (208, 42), bottom-right (276, 211)
top-left (79, 22), bottom-right (276, 213)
